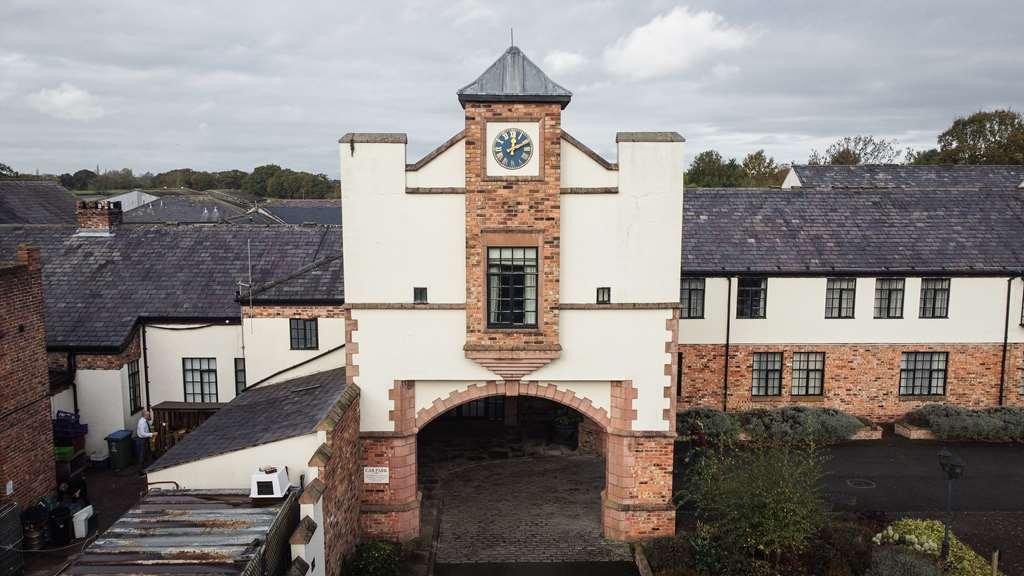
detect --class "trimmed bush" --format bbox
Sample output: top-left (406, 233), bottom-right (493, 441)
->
top-left (905, 404), bottom-right (1024, 442)
top-left (873, 519), bottom-right (1003, 576)
top-left (737, 406), bottom-right (865, 445)
top-left (643, 536), bottom-right (699, 576)
top-left (344, 541), bottom-right (400, 576)
top-left (677, 408), bottom-right (740, 445)
top-left (866, 546), bottom-right (941, 576)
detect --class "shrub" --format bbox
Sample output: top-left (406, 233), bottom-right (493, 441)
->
top-left (686, 443), bottom-right (828, 565)
top-left (810, 521), bottom-right (875, 576)
top-left (344, 541), bottom-right (400, 576)
top-left (866, 546), bottom-right (941, 576)
top-left (677, 408), bottom-right (739, 445)
top-left (738, 406), bottom-right (864, 445)
top-left (643, 536), bottom-right (698, 576)
top-left (873, 519), bottom-right (1003, 576)
top-left (906, 404), bottom-right (1024, 442)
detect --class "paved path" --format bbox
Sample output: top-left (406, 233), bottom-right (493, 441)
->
top-left (433, 455), bottom-right (634, 566)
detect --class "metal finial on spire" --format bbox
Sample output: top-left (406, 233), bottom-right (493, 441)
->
top-left (510, 27), bottom-right (514, 48)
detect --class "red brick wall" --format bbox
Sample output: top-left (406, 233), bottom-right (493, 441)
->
top-left (76, 330), bottom-right (141, 370)
top-left (603, 434), bottom-right (675, 541)
top-left (75, 200), bottom-right (122, 230)
top-left (322, 394), bottom-right (360, 574)
top-left (243, 305), bottom-right (346, 319)
top-left (679, 343), bottom-right (1024, 421)
top-left (358, 434), bottom-right (419, 541)
top-left (0, 245), bottom-right (56, 510)
top-left (463, 102), bottom-right (562, 351)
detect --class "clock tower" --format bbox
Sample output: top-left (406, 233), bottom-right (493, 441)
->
top-left (458, 46), bottom-right (571, 377)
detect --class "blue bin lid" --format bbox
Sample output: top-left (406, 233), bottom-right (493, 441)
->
top-left (105, 429), bottom-right (133, 441)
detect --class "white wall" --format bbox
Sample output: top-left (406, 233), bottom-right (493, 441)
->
top-left (532, 309), bottom-right (673, 431)
top-left (50, 387), bottom-right (75, 418)
top-left (561, 139), bottom-right (683, 304)
top-left (147, 432), bottom-right (324, 489)
top-left (405, 138), bottom-right (465, 188)
top-left (680, 276), bottom-right (1024, 344)
top-left (341, 141), bottom-right (466, 304)
top-left (780, 168), bottom-right (801, 189)
top-left (75, 369), bottom-right (126, 457)
top-left (145, 323), bottom-right (244, 404)
top-left (560, 139), bottom-right (617, 188)
top-left (292, 496), bottom-right (325, 576)
top-left (242, 318), bottom-right (346, 386)
top-left (350, 309), bottom-right (495, 431)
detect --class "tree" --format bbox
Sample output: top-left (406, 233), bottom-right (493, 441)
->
top-left (741, 150), bottom-right (787, 186)
top-left (94, 168), bottom-right (137, 191)
top-left (215, 170), bottom-right (248, 189)
top-left (906, 148), bottom-right (942, 165)
top-left (934, 109), bottom-right (1024, 164)
top-left (808, 135), bottom-right (902, 165)
top-left (242, 164), bottom-right (282, 196)
top-left (0, 162), bottom-right (16, 178)
top-left (189, 171), bottom-right (218, 191)
top-left (65, 169), bottom-right (97, 190)
top-left (686, 150), bottom-right (745, 187)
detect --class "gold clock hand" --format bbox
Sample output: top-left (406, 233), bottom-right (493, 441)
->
top-left (508, 139), bottom-right (530, 153)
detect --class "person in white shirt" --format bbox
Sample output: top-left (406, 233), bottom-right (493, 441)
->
top-left (135, 409), bottom-right (157, 469)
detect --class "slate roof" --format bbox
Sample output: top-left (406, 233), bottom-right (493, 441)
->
top-left (148, 368), bottom-right (351, 472)
top-left (0, 180), bottom-right (77, 224)
top-left (788, 164), bottom-right (1024, 189)
top-left (457, 46), bottom-right (572, 108)
top-left (240, 254), bottom-right (343, 304)
top-left (683, 188), bottom-right (1024, 274)
top-left (262, 199), bottom-right (341, 225)
top-left (123, 194), bottom-right (249, 223)
top-left (0, 224), bottom-right (342, 350)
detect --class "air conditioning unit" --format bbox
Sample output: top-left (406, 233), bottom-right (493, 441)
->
top-left (250, 466), bottom-right (290, 499)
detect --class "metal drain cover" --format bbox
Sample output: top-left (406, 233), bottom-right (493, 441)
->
top-left (846, 478), bottom-right (877, 489)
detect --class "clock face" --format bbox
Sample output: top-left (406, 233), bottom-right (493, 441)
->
top-left (492, 127), bottom-right (533, 170)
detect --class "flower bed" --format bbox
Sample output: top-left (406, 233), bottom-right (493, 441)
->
top-left (899, 404), bottom-right (1024, 442)
top-left (874, 519), bottom-right (1004, 576)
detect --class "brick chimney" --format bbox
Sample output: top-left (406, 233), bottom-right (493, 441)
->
top-left (15, 243), bottom-right (41, 272)
top-left (76, 201), bottom-right (122, 234)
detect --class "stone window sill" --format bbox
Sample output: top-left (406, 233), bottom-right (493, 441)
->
top-left (790, 395), bottom-right (825, 402)
top-left (898, 395), bottom-right (946, 402)
top-left (750, 396), bottom-right (782, 402)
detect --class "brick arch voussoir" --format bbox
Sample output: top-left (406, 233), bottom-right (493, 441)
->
top-left (415, 381), bottom-right (612, 431)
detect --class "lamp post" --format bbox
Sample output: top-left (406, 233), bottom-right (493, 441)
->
top-left (937, 448), bottom-right (966, 561)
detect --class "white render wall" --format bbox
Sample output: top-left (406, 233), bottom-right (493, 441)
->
top-left (146, 432), bottom-right (324, 490)
top-left (75, 369), bottom-right (126, 457)
top-left (341, 141), bottom-right (465, 304)
top-left (560, 139), bottom-right (617, 188)
top-left (145, 323), bottom-right (244, 404)
top-left (561, 139), bottom-right (682, 304)
top-left (680, 276), bottom-right (1024, 345)
top-left (405, 138), bottom-right (465, 188)
top-left (242, 318), bottom-right (346, 386)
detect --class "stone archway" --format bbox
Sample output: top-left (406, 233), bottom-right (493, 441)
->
top-left (358, 379), bottom-right (676, 543)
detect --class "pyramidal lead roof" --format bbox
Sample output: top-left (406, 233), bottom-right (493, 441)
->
top-left (457, 46), bottom-right (572, 108)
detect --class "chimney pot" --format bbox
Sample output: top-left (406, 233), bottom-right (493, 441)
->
top-left (76, 200), bottom-right (123, 233)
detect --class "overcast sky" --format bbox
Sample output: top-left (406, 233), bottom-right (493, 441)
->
top-left (1, 0), bottom-right (1022, 177)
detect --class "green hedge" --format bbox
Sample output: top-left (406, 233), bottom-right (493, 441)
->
top-left (678, 406), bottom-right (864, 445)
top-left (905, 404), bottom-right (1024, 442)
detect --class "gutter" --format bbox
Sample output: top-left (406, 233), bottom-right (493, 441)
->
top-left (998, 276), bottom-right (1017, 406)
top-left (722, 277), bottom-right (732, 412)
top-left (142, 324), bottom-right (152, 409)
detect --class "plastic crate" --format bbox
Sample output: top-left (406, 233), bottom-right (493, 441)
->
top-left (53, 446), bottom-right (75, 462)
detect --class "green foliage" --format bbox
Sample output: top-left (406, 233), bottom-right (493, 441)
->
top-left (677, 408), bottom-right (740, 445)
top-left (687, 444), bottom-right (828, 565)
top-left (866, 547), bottom-right (941, 576)
top-left (738, 406), bottom-right (865, 445)
top-left (810, 521), bottom-right (875, 576)
top-left (59, 169), bottom-right (98, 190)
top-left (936, 109), bottom-right (1024, 164)
top-left (905, 404), bottom-right (1024, 442)
top-left (808, 135), bottom-right (903, 165)
top-left (0, 162), bottom-right (16, 178)
top-left (643, 536), bottom-right (699, 576)
top-left (265, 168), bottom-right (336, 199)
top-left (685, 149), bottom-right (788, 187)
top-left (873, 519), bottom-right (1001, 576)
top-left (242, 164), bottom-right (282, 196)
top-left (344, 541), bottom-right (400, 576)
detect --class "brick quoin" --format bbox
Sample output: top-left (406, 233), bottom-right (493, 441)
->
top-left (0, 245), bottom-right (56, 510)
top-left (317, 390), bottom-right (361, 575)
top-left (679, 343), bottom-right (1024, 421)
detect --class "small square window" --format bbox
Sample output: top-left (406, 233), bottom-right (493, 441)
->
top-left (596, 287), bottom-right (611, 304)
top-left (414, 287), bottom-right (428, 304)
top-left (289, 318), bottom-right (319, 350)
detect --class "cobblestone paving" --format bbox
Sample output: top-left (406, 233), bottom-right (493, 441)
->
top-left (434, 455), bottom-right (633, 564)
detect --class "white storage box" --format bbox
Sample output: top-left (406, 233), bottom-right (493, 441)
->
top-left (73, 505), bottom-right (94, 539)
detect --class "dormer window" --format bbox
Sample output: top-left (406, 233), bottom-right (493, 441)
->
top-left (487, 247), bottom-right (537, 328)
